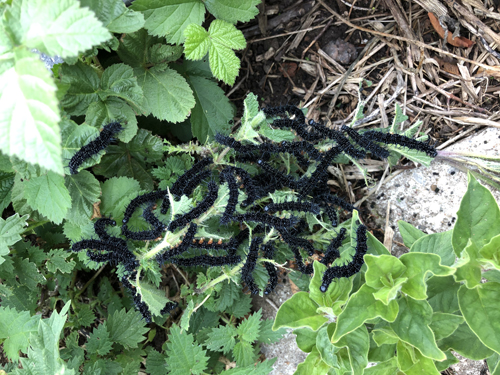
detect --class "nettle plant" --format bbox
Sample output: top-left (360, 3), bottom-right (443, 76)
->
top-left (273, 172), bottom-right (500, 375)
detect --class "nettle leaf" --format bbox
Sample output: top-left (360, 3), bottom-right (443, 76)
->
top-left (0, 49), bottom-right (62, 174)
top-left (184, 20), bottom-right (246, 85)
top-left (107, 308), bottom-right (149, 349)
top-left (19, 302), bottom-right (75, 375)
top-left (46, 249), bottom-right (76, 274)
top-left (225, 293), bottom-right (252, 319)
top-left (4, 0), bottom-right (110, 58)
top-left (131, 0), bottom-right (205, 44)
top-left (0, 306), bottom-right (41, 361)
top-left (77, 305), bottom-right (96, 328)
top-left (237, 309), bottom-right (262, 343)
top-left (146, 349), bottom-right (167, 375)
top-left (458, 282), bottom-right (500, 354)
top-left (205, 325), bottom-right (237, 354)
top-left (86, 322), bottom-right (113, 356)
top-left (133, 278), bottom-right (172, 317)
top-left (233, 340), bottom-right (256, 367)
top-left (64, 171), bottom-right (101, 226)
top-left (135, 64), bottom-right (195, 123)
top-left (165, 325), bottom-right (209, 375)
top-left (79, 0), bottom-right (145, 33)
top-left (0, 213), bottom-right (28, 265)
top-left (204, 0), bottom-right (260, 24)
top-left (12, 257), bottom-right (46, 289)
top-left (390, 296), bottom-right (446, 360)
top-left (24, 171), bottom-right (71, 224)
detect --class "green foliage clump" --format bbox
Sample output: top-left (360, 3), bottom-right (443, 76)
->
top-left (273, 172), bottom-right (500, 375)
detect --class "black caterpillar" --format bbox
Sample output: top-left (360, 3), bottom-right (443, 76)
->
top-left (68, 105), bottom-right (438, 321)
top-left (68, 122), bottom-right (123, 175)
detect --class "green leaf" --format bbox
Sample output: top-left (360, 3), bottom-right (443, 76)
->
top-left (294, 327), bottom-right (318, 353)
top-left (100, 176), bottom-right (142, 220)
top-left (135, 64), bottom-right (195, 123)
top-left (458, 282), bottom-right (500, 354)
top-left (332, 284), bottom-right (399, 343)
top-left (410, 230), bottom-right (455, 266)
top-left (205, 325), bottom-right (237, 354)
top-left (257, 319), bottom-right (286, 345)
top-left (390, 296), bottom-right (446, 360)
top-left (0, 306), bottom-right (41, 361)
top-left (309, 261), bottom-right (352, 312)
top-left (429, 312), bottom-right (464, 341)
top-left (438, 322), bottom-right (494, 360)
top-left (487, 353), bottom-right (500, 375)
top-left (364, 357), bottom-right (399, 375)
top-left (233, 340), bottom-right (256, 367)
top-left (0, 171), bottom-right (15, 214)
top-left (273, 292), bottom-right (328, 331)
top-left (235, 93), bottom-right (263, 142)
top-left (184, 20), bottom-right (246, 85)
top-left (4, 0), bottom-right (110, 58)
top-left (12, 257), bottom-right (46, 289)
top-left (64, 171), bottom-right (101, 226)
top-left (396, 341), bottom-right (440, 375)
top-left (86, 322), bottom-right (113, 356)
top-left (131, 0), bottom-right (205, 44)
top-left (59, 62), bottom-right (100, 116)
top-left (183, 24), bottom-right (210, 60)
top-left (185, 73), bottom-right (233, 143)
top-left (24, 171), bottom-right (71, 224)
top-left (225, 292), bottom-right (252, 318)
top-left (479, 234), bottom-right (500, 271)
top-left (426, 275), bottom-right (460, 313)
top-left (165, 325), bottom-right (209, 375)
top-left (372, 327), bottom-right (399, 346)
top-left (0, 213), bottom-right (28, 265)
top-left (453, 172), bottom-right (500, 256)
top-left (315, 325), bottom-right (338, 368)
top-left (454, 239), bottom-right (482, 289)
top-left (399, 252), bottom-right (455, 300)
top-left (364, 254), bottom-right (407, 305)
top-left (335, 323), bottom-right (370, 375)
top-left (237, 309), bottom-right (262, 343)
top-left (295, 347), bottom-right (331, 375)
top-left (146, 349), bottom-right (167, 375)
top-left (100, 63), bottom-right (144, 110)
top-left (107, 308), bottom-right (149, 349)
top-left (0, 49), bottom-right (62, 174)
top-left (79, 0), bottom-right (145, 33)
top-left (398, 220), bottom-right (427, 248)
top-left (204, 0), bottom-right (260, 24)
top-left (149, 43), bottom-right (184, 64)
top-left (180, 299), bottom-right (195, 332)
top-left (435, 350), bottom-right (459, 372)
top-left (76, 305), bottom-right (96, 328)
top-left (46, 249), bottom-right (76, 274)
top-left (133, 278), bottom-right (172, 317)
top-left (18, 302), bottom-right (75, 375)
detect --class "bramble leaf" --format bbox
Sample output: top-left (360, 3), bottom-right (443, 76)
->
top-left (24, 172), bottom-right (71, 224)
top-left (4, 0), bottom-right (110, 58)
top-left (0, 306), bottom-right (41, 361)
top-left (79, 0), bottom-right (145, 33)
top-left (86, 322), bottom-right (113, 356)
top-left (205, 325), bottom-right (236, 354)
top-left (165, 325), bottom-right (209, 375)
top-left (0, 213), bottom-right (28, 265)
top-left (184, 24), bottom-right (210, 60)
top-left (204, 0), bottom-right (260, 24)
top-left (107, 308), bottom-right (149, 349)
top-left (64, 171), bottom-right (101, 226)
top-left (59, 62), bottom-right (100, 117)
top-left (131, 0), bottom-right (205, 44)
top-left (0, 49), bottom-right (62, 174)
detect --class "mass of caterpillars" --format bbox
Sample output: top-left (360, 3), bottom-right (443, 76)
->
top-left (69, 105), bottom-right (437, 321)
